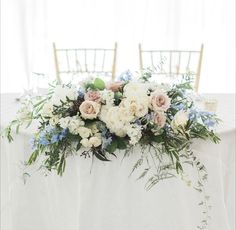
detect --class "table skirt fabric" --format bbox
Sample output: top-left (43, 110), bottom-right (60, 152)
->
top-left (0, 130), bottom-right (235, 230)
top-left (0, 93), bottom-right (235, 230)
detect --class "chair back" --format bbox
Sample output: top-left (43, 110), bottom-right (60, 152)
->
top-left (53, 42), bottom-right (117, 83)
top-left (139, 44), bottom-right (204, 92)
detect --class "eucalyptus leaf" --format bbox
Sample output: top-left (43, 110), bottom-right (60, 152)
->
top-left (94, 78), bottom-right (105, 90)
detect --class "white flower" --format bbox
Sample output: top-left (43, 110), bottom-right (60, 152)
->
top-left (123, 82), bottom-right (148, 98)
top-left (59, 117), bottom-right (71, 129)
top-left (80, 138), bottom-right (92, 148)
top-left (171, 110), bottom-right (189, 130)
top-left (120, 97), bottom-right (149, 119)
top-left (80, 135), bottom-right (102, 148)
top-left (100, 89), bottom-right (115, 106)
top-left (49, 115), bottom-right (60, 126)
top-left (51, 85), bottom-right (77, 106)
top-left (100, 106), bottom-right (127, 137)
top-left (41, 102), bottom-right (54, 118)
top-left (89, 136), bottom-right (102, 147)
top-left (59, 116), bottom-right (85, 134)
top-left (16, 104), bottom-right (32, 121)
top-left (126, 124), bottom-right (142, 145)
top-left (77, 127), bottom-right (92, 138)
top-left (67, 116), bottom-right (85, 134)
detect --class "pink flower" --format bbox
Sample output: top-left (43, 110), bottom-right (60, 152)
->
top-left (106, 81), bottom-right (124, 92)
top-left (79, 101), bottom-right (101, 119)
top-left (150, 90), bottom-right (171, 112)
top-left (153, 112), bottom-right (166, 128)
top-left (84, 91), bottom-right (101, 102)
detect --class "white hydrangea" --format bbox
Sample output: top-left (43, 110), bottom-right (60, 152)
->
top-left (59, 117), bottom-right (71, 129)
top-left (123, 82), bottom-right (148, 98)
top-left (120, 97), bottom-right (149, 119)
top-left (59, 115), bottom-right (85, 134)
top-left (126, 124), bottom-right (142, 145)
top-left (51, 85), bottom-right (77, 106)
top-left (67, 116), bottom-right (85, 134)
top-left (100, 106), bottom-right (127, 137)
top-left (100, 89), bottom-right (114, 106)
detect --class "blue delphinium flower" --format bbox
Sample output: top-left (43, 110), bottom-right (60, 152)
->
top-left (203, 119), bottom-right (215, 128)
top-left (118, 70), bottom-right (133, 82)
top-left (59, 128), bottom-right (68, 140)
top-left (45, 126), bottom-right (54, 133)
top-left (134, 119), bottom-right (142, 126)
top-left (102, 136), bottom-right (112, 149)
top-left (39, 136), bottom-right (50, 146)
top-left (51, 134), bottom-right (59, 144)
top-left (171, 103), bottom-right (185, 110)
top-left (189, 109), bottom-right (199, 121)
top-left (29, 137), bottom-right (36, 149)
top-left (78, 88), bottom-right (85, 98)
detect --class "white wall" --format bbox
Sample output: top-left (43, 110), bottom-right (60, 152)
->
top-left (1, 0), bottom-right (235, 93)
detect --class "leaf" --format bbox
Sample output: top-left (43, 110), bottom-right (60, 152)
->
top-left (76, 142), bottom-right (82, 151)
top-left (57, 154), bottom-right (66, 176)
top-left (106, 139), bottom-right (118, 153)
top-left (129, 158), bottom-right (143, 176)
top-left (151, 135), bottom-right (163, 143)
top-left (136, 168), bottom-right (149, 180)
top-left (94, 78), bottom-right (105, 90)
top-left (176, 161), bottom-right (183, 174)
top-left (27, 150), bottom-right (39, 165)
top-left (117, 138), bottom-right (127, 150)
top-left (94, 151), bottom-right (110, 161)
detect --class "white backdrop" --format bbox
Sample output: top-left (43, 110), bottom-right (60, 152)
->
top-left (1, 0), bottom-right (235, 93)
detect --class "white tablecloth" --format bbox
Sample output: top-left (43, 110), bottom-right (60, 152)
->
top-left (1, 93), bottom-right (235, 230)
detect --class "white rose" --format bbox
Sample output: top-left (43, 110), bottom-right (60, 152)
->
top-left (89, 136), bottom-right (102, 147)
top-left (80, 138), bottom-right (92, 148)
top-left (171, 110), bottom-right (189, 130)
top-left (77, 127), bottom-right (92, 138)
top-left (41, 102), bottom-right (54, 118)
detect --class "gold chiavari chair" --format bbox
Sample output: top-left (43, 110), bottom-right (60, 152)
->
top-left (53, 42), bottom-right (117, 83)
top-left (139, 44), bottom-right (204, 92)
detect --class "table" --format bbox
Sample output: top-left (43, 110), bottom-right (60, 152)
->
top-left (1, 93), bottom-right (235, 230)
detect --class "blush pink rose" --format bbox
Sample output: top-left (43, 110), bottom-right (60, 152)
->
top-left (153, 112), bottom-right (166, 128)
top-left (106, 81), bottom-right (123, 92)
top-left (150, 91), bottom-right (171, 111)
top-left (79, 101), bottom-right (101, 119)
top-left (84, 91), bottom-right (101, 102)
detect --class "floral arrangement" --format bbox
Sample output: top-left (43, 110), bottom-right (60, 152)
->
top-left (4, 70), bottom-right (220, 229)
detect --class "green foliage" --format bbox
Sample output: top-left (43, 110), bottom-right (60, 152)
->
top-left (94, 78), bottom-right (105, 90)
